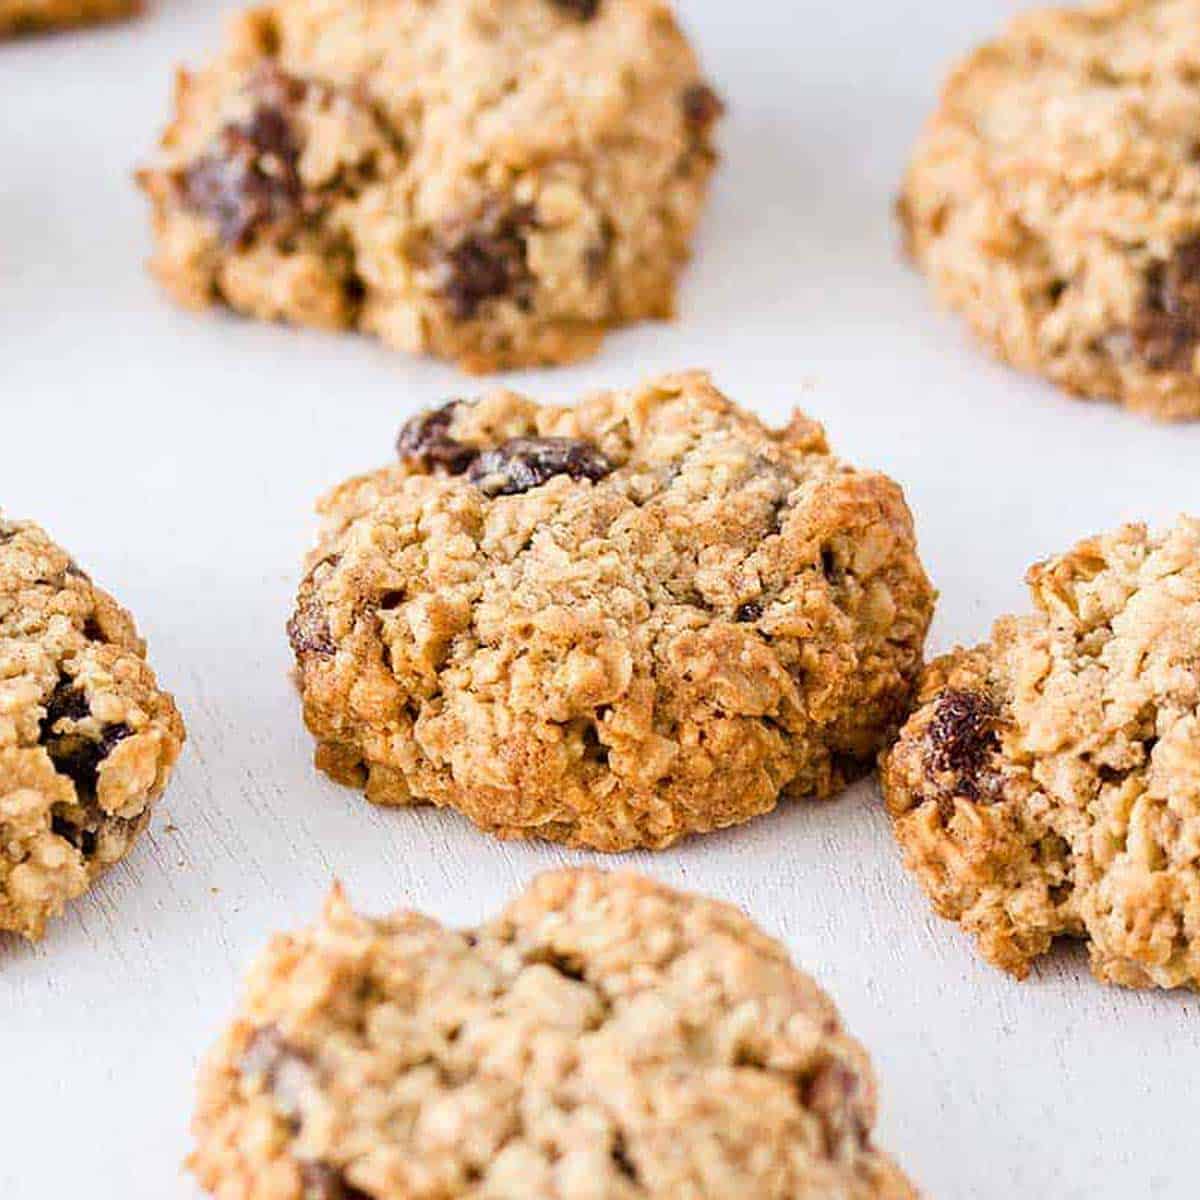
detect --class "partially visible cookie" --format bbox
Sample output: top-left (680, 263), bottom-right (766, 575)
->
top-left (0, 0), bottom-right (137, 35)
top-left (881, 518), bottom-right (1200, 990)
top-left (0, 517), bottom-right (184, 940)
top-left (901, 0), bottom-right (1200, 420)
top-left (189, 870), bottom-right (919, 1199)
top-left (139, 0), bottom-right (722, 372)
top-left (288, 371), bottom-right (935, 851)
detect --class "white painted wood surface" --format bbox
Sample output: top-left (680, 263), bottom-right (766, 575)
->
top-left (3, 2), bottom-right (1198, 1196)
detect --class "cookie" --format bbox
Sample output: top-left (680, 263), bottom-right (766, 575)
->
top-left (288, 371), bottom-right (935, 851)
top-left (138, 0), bottom-right (722, 373)
top-left (0, 0), bottom-right (136, 34)
top-left (0, 517), bottom-right (184, 939)
top-left (881, 518), bottom-right (1200, 990)
top-left (189, 869), bottom-right (918, 1199)
top-left (900, 0), bottom-right (1200, 420)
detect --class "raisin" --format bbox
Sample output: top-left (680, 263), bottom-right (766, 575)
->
top-left (467, 437), bottom-right (612, 497)
top-left (436, 205), bottom-right (536, 321)
top-left (41, 679), bottom-right (91, 733)
top-left (97, 722), bottom-right (131, 755)
top-left (1130, 237), bottom-right (1200, 371)
top-left (925, 689), bottom-right (999, 802)
top-left (549, 0), bottom-right (600, 17)
top-left (682, 82), bottom-right (725, 129)
top-left (47, 723), bottom-right (132, 799)
top-left (181, 83), bottom-right (305, 247)
top-left (735, 602), bottom-right (763, 623)
top-left (51, 814), bottom-right (99, 858)
top-left (395, 402), bottom-right (477, 473)
top-left (288, 594), bottom-right (336, 658)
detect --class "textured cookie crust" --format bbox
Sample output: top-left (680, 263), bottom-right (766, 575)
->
top-left (0, 0), bottom-right (136, 34)
top-left (139, 0), bottom-right (721, 373)
top-left (189, 870), bottom-right (918, 1200)
top-left (900, 0), bottom-right (1200, 420)
top-left (0, 518), bottom-right (184, 939)
top-left (288, 371), bottom-right (935, 851)
top-left (881, 518), bottom-right (1200, 989)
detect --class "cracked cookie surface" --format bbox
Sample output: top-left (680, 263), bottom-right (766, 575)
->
top-left (0, 0), bottom-right (136, 34)
top-left (881, 518), bottom-right (1200, 989)
top-left (0, 517), bottom-right (184, 939)
top-left (189, 870), bottom-right (918, 1200)
top-left (900, 0), bottom-right (1200, 420)
top-left (288, 371), bottom-right (935, 851)
top-left (139, 0), bottom-right (721, 372)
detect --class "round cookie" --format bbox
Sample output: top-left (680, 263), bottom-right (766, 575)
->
top-left (288, 371), bottom-right (935, 851)
top-left (189, 869), bottom-right (918, 1200)
top-left (900, 0), bottom-right (1200, 420)
top-left (881, 518), bottom-right (1200, 990)
top-left (0, 0), bottom-right (136, 34)
top-left (138, 0), bottom-right (722, 373)
top-left (0, 517), bottom-right (184, 940)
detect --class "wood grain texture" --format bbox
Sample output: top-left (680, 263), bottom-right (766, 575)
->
top-left (1, 2), bottom-right (1197, 1197)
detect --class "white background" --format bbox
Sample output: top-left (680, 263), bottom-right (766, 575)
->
top-left (3, 2), bottom-right (1199, 1196)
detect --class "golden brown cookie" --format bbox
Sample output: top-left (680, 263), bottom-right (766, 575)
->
top-left (881, 518), bottom-right (1200, 989)
top-left (138, 0), bottom-right (722, 372)
top-left (0, 517), bottom-right (184, 939)
top-left (901, 0), bottom-right (1200, 420)
top-left (189, 870), bottom-right (919, 1199)
top-left (288, 371), bottom-right (935, 851)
